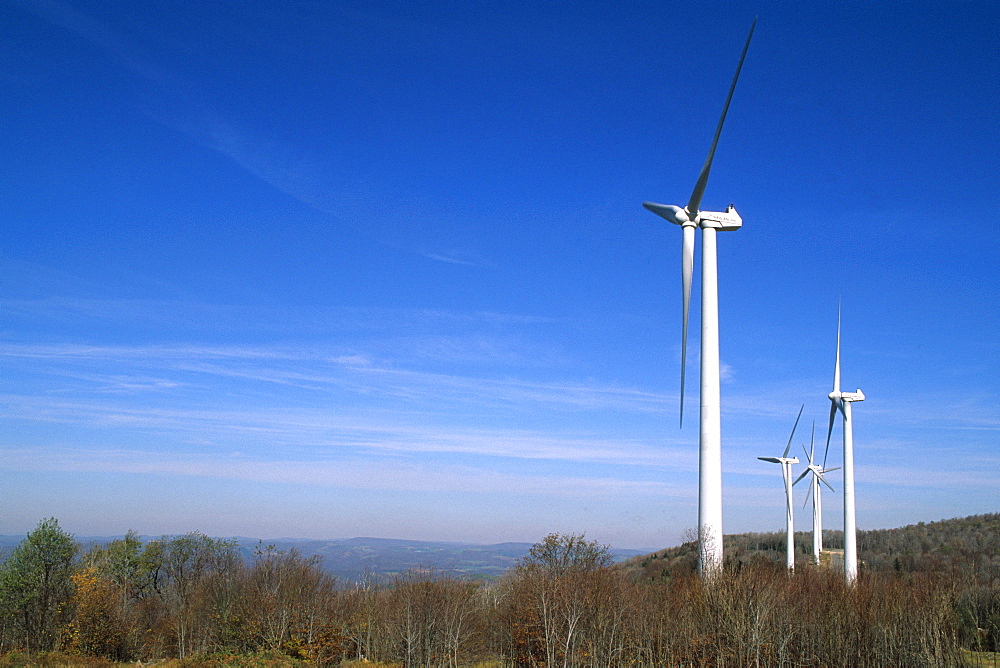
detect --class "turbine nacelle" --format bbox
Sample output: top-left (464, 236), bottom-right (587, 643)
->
top-left (643, 202), bottom-right (743, 230)
top-left (830, 388), bottom-right (865, 403)
top-left (758, 456), bottom-right (800, 465)
top-left (794, 462), bottom-right (837, 489)
top-left (842, 389), bottom-right (865, 403)
top-left (699, 204), bottom-right (743, 230)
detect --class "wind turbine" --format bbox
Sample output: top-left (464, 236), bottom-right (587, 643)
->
top-left (823, 306), bottom-right (864, 585)
top-left (643, 20), bottom-right (755, 577)
top-left (793, 421), bottom-right (839, 565)
top-left (758, 405), bottom-right (803, 572)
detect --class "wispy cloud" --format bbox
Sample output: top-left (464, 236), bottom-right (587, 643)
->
top-left (1, 339), bottom-right (673, 413)
top-left (200, 120), bottom-right (502, 266)
top-left (8, 0), bottom-right (151, 77)
top-left (4, 293), bottom-right (564, 340)
top-left (1, 391), bottom-right (688, 468)
top-left (416, 249), bottom-right (496, 268)
top-left (204, 122), bottom-right (353, 218)
top-left (3, 444), bottom-right (693, 499)
top-left (854, 463), bottom-right (992, 490)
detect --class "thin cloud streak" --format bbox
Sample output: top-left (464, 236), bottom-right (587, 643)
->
top-left (6, 339), bottom-right (993, 451)
top-left (2, 340), bottom-right (674, 414)
top-left (1, 394), bottom-right (690, 468)
top-left (3, 446), bottom-right (693, 499)
top-left (5, 293), bottom-right (564, 337)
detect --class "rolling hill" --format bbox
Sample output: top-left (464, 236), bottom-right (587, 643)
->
top-left (623, 512), bottom-right (1000, 580)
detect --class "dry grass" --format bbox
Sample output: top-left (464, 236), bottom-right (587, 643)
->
top-left (964, 649), bottom-right (1000, 667)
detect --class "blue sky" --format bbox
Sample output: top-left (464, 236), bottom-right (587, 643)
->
top-left (2, 0), bottom-right (997, 549)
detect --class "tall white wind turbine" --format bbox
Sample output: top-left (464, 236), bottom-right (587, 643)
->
top-left (823, 307), bottom-right (864, 585)
top-left (793, 421), bottom-right (839, 565)
top-left (643, 20), bottom-right (755, 578)
top-left (758, 405), bottom-right (803, 572)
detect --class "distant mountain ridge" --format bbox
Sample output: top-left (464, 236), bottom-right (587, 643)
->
top-left (0, 533), bottom-right (647, 583)
top-left (3, 513), bottom-right (994, 583)
top-left (230, 537), bottom-right (540, 581)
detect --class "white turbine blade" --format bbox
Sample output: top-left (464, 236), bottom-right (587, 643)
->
top-left (823, 401), bottom-right (837, 469)
top-left (834, 301), bottom-right (842, 393)
top-left (758, 456), bottom-right (781, 463)
top-left (802, 480), bottom-right (813, 509)
top-left (818, 473), bottom-right (836, 493)
top-left (823, 466), bottom-right (841, 473)
top-left (686, 17), bottom-right (756, 216)
top-left (809, 421), bottom-right (816, 464)
top-left (642, 201), bottom-right (686, 222)
top-left (824, 304), bottom-right (842, 469)
top-left (783, 404), bottom-right (804, 458)
top-left (679, 224), bottom-right (695, 427)
top-left (792, 469), bottom-right (809, 486)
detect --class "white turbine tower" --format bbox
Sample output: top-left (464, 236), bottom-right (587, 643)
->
top-left (823, 307), bottom-right (864, 585)
top-left (758, 405), bottom-right (803, 572)
top-left (793, 421), bottom-right (839, 565)
top-left (643, 20), bottom-right (755, 578)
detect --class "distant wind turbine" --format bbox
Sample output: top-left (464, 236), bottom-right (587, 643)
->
top-left (643, 19), bottom-right (756, 578)
top-left (758, 405), bottom-right (803, 572)
top-left (793, 421), bottom-right (839, 565)
top-left (823, 306), bottom-right (864, 585)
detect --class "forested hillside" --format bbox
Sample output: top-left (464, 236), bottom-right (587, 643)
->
top-left (0, 516), bottom-right (995, 665)
top-left (625, 512), bottom-right (1000, 580)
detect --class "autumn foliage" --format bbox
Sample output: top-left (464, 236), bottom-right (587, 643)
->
top-left (0, 520), bottom-right (996, 666)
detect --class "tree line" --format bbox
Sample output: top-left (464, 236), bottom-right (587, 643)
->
top-left (627, 513), bottom-right (1000, 578)
top-left (0, 517), bottom-right (995, 666)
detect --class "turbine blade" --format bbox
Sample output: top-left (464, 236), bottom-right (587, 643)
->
top-left (834, 301), bottom-right (842, 393)
top-left (821, 476), bottom-right (836, 493)
top-left (686, 18), bottom-right (756, 215)
top-left (802, 481), bottom-right (813, 509)
top-left (809, 421), bottom-right (816, 463)
top-left (783, 404), bottom-right (804, 458)
top-left (823, 467), bottom-right (841, 473)
top-left (823, 401), bottom-right (837, 469)
top-left (679, 224), bottom-right (695, 427)
top-left (793, 469), bottom-right (809, 486)
top-left (758, 457), bottom-right (781, 463)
